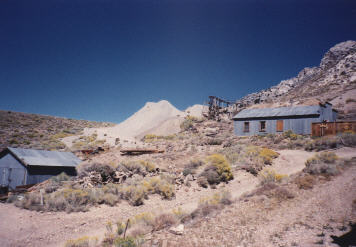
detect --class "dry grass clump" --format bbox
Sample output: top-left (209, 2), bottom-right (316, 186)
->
top-left (65, 236), bottom-right (99, 247)
top-left (304, 152), bottom-right (340, 176)
top-left (198, 154), bottom-right (233, 187)
top-left (258, 168), bottom-right (288, 185)
top-left (190, 190), bottom-right (232, 219)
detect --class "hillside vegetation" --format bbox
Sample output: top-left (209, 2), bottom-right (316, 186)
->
top-left (0, 110), bottom-right (114, 150)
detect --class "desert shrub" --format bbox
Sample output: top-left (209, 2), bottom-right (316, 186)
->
top-left (219, 144), bottom-right (244, 164)
top-left (130, 212), bottom-right (155, 226)
top-left (45, 188), bottom-right (90, 212)
top-left (65, 236), bottom-right (98, 247)
top-left (197, 176), bottom-right (208, 188)
top-left (113, 237), bottom-right (137, 247)
top-left (152, 213), bottom-right (177, 231)
top-left (259, 148), bottom-right (279, 165)
top-left (272, 187), bottom-right (295, 201)
top-left (250, 183), bottom-right (294, 201)
top-left (306, 152), bottom-right (338, 165)
top-left (340, 133), bottom-right (356, 146)
top-left (88, 188), bottom-right (105, 204)
top-left (180, 116), bottom-right (198, 131)
top-left (305, 136), bottom-right (341, 151)
top-left (14, 193), bottom-right (43, 211)
top-left (183, 159), bottom-right (204, 176)
top-left (172, 207), bottom-right (188, 221)
top-left (142, 176), bottom-right (175, 199)
top-left (102, 193), bottom-right (120, 206)
top-left (206, 138), bottom-right (223, 145)
top-left (119, 161), bottom-right (147, 175)
top-left (102, 183), bottom-right (120, 195)
top-left (139, 161), bottom-right (156, 172)
top-left (199, 166), bottom-right (220, 185)
top-left (304, 152), bottom-right (340, 176)
top-left (119, 185), bottom-right (146, 206)
top-left (205, 154), bottom-right (233, 183)
top-left (192, 190), bottom-right (232, 218)
top-left (283, 130), bottom-right (300, 140)
top-left (258, 168), bottom-right (287, 185)
top-left (118, 160), bottom-right (156, 176)
top-left (294, 174), bottom-right (315, 189)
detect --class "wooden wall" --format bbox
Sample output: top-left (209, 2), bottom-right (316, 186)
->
top-left (312, 121), bottom-right (356, 137)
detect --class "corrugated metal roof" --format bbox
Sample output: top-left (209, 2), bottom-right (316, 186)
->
top-left (233, 105), bottom-right (321, 119)
top-left (8, 147), bottom-right (81, 167)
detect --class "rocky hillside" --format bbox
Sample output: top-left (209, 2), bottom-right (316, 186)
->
top-left (236, 40), bottom-right (356, 119)
top-left (0, 110), bottom-right (114, 150)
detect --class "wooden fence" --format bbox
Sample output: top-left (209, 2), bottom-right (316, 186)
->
top-left (312, 121), bottom-right (356, 137)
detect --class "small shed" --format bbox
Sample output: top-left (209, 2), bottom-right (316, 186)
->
top-left (232, 103), bottom-right (337, 136)
top-left (0, 147), bottom-right (81, 189)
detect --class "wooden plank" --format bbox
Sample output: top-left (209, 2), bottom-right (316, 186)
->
top-left (276, 120), bottom-right (283, 132)
top-left (120, 149), bottom-right (164, 155)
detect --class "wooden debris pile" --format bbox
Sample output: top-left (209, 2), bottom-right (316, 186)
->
top-left (120, 148), bottom-right (164, 155)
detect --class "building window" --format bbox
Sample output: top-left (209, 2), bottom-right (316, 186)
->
top-left (243, 122), bottom-right (250, 132)
top-left (276, 120), bottom-right (284, 132)
top-left (260, 121), bottom-right (266, 132)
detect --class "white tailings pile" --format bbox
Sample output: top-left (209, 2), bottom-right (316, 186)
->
top-left (72, 100), bottom-right (205, 147)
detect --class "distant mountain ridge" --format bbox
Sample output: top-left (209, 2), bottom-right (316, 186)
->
top-left (235, 40), bottom-right (356, 119)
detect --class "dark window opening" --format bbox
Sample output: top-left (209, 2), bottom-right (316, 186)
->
top-left (260, 121), bottom-right (266, 132)
top-left (244, 122), bottom-right (250, 132)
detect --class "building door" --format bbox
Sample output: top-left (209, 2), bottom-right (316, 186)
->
top-left (0, 167), bottom-right (25, 189)
top-left (276, 120), bottom-right (284, 132)
top-left (0, 168), bottom-right (9, 187)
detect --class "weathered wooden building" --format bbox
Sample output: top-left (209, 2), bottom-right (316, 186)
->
top-left (233, 103), bottom-right (337, 136)
top-left (0, 147), bottom-right (81, 190)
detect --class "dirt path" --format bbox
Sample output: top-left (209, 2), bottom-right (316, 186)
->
top-left (0, 149), bottom-right (349, 247)
top-left (272, 149), bottom-right (316, 176)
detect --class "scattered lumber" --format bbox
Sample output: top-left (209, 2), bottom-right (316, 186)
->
top-left (120, 148), bottom-right (164, 155)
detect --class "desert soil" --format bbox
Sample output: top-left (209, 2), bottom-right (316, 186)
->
top-left (0, 148), bottom-right (354, 247)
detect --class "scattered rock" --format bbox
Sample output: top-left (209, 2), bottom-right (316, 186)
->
top-left (169, 224), bottom-right (184, 235)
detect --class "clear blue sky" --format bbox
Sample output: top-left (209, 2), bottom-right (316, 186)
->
top-left (1, 0), bottom-right (355, 123)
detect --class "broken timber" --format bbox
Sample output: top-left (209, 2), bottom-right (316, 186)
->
top-left (120, 149), bottom-right (164, 155)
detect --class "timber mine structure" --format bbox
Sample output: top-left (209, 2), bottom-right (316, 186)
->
top-left (205, 96), bottom-right (239, 120)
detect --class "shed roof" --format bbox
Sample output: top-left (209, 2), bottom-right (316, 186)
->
top-left (3, 147), bottom-right (81, 167)
top-left (232, 105), bottom-right (321, 120)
